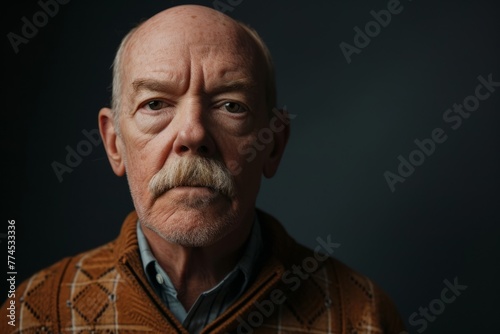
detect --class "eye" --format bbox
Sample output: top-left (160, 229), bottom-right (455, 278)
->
top-left (223, 102), bottom-right (246, 114)
top-left (146, 100), bottom-right (169, 111)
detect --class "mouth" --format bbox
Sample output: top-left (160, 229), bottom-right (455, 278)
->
top-left (156, 185), bottom-right (234, 206)
top-left (165, 185), bottom-right (225, 197)
top-left (171, 185), bottom-right (215, 191)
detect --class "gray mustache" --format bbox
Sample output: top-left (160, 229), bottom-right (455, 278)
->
top-left (149, 156), bottom-right (236, 199)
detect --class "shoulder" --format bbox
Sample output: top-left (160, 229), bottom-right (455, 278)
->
top-left (325, 256), bottom-right (406, 332)
top-left (256, 208), bottom-right (407, 333)
top-left (0, 241), bottom-right (117, 333)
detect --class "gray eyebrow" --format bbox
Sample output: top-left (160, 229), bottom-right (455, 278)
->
top-left (132, 79), bottom-right (180, 94)
top-left (131, 78), bottom-right (258, 95)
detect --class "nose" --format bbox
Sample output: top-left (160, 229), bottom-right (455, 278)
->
top-left (172, 104), bottom-right (215, 157)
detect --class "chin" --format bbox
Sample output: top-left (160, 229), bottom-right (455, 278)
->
top-left (141, 198), bottom-right (239, 247)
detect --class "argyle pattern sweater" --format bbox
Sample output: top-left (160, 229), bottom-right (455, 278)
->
top-left (0, 210), bottom-right (406, 333)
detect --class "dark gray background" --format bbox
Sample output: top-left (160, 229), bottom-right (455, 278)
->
top-left (2, 0), bottom-right (499, 332)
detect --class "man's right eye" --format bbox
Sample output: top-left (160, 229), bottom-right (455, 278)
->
top-left (146, 100), bottom-right (168, 111)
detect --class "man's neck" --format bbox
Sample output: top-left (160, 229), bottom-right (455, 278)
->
top-left (141, 216), bottom-right (254, 310)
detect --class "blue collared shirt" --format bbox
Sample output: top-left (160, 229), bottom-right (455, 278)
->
top-left (136, 215), bottom-right (263, 334)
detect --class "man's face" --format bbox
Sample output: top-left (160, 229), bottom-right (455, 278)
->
top-left (102, 8), bottom-right (286, 247)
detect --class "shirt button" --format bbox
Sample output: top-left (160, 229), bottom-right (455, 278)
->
top-left (156, 273), bottom-right (164, 285)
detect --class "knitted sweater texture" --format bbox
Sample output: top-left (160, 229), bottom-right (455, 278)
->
top-left (0, 210), bottom-right (406, 333)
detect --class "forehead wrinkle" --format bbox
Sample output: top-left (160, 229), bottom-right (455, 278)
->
top-left (120, 6), bottom-right (267, 102)
top-left (123, 43), bottom-right (191, 98)
top-left (194, 40), bottom-right (260, 90)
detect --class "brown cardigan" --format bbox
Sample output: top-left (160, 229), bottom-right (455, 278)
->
top-left (1, 210), bottom-right (406, 333)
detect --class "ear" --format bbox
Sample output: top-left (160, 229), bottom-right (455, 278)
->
top-left (98, 108), bottom-right (126, 176)
top-left (263, 107), bottom-right (291, 178)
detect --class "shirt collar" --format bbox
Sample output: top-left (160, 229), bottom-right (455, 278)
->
top-left (136, 213), bottom-right (263, 297)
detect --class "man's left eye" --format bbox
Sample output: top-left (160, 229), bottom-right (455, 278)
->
top-left (223, 102), bottom-right (246, 113)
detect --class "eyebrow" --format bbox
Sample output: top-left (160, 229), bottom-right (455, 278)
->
top-left (131, 78), bottom-right (258, 96)
top-left (132, 79), bottom-right (180, 94)
top-left (209, 80), bottom-right (258, 95)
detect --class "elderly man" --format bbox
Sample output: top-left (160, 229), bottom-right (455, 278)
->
top-left (1, 4), bottom-right (406, 334)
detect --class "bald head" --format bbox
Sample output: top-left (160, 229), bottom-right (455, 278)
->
top-left (111, 5), bottom-right (276, 127)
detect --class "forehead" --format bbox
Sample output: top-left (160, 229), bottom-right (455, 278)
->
top-left (121, 16), bottom-right (263, 88)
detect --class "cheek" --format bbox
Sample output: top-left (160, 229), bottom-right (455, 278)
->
top-left (124, 153), bottom-right (152, 203)
top-left (218, 130), bottom-right (269, 182)
top-left (122, 114), bottom-right (171, 163)
top-left (121, 132), bottom-right (170, 195)
top-left (217, 115), bottom-right (273, 168)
